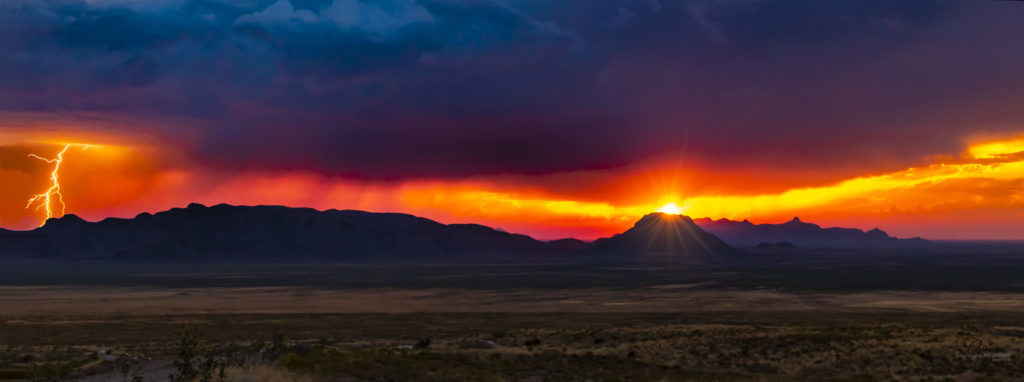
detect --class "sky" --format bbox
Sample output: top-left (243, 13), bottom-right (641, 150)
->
top-left (1, 0), bottom-right (1024, 240)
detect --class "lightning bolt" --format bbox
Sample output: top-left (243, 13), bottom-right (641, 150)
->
top-left (26, 144), bottom-right (87, 226)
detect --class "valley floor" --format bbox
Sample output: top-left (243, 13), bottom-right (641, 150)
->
top-left (2, 259), bottom-right (1024, 381)
top-left (6, 285), bottom-right (1024, 317)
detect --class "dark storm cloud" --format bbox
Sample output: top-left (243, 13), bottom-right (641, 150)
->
top-left (2, 0), bottom-right (1023, 179)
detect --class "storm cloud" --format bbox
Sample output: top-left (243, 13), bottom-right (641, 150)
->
top-left (2, 0), bottom-right (1023, 179)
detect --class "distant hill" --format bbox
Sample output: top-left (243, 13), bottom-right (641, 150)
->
top-left (23, 203), bottom-right (555, 261)
top-left (693, 217), bottom-right (928, 249)
top-left (546, 238), bottom-right (591, 251)
top-left (589, 213), bottom-right (735, 257)
top-left (753, 241), bottom-right (796, 251)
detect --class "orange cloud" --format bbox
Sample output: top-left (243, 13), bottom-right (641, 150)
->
top-left (4, 131), bottom-right (1024, 241)
top-left (394, 136), bottom-right (1024, 239)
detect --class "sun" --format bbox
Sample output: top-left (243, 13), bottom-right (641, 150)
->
top-left (657, 202), bottom-right (684, 215)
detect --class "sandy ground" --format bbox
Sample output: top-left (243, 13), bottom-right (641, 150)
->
top-left (5, 285), bottom-right (1024, 317)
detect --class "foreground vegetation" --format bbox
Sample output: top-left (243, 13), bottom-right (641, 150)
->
top-left (1, 313), bottom-right (1023, 381)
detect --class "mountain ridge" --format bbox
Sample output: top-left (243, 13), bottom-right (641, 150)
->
top-left (25, 203), bottom-right (553, 261)
top-left (693, 216), bottom-right (928, 248)
top-left (0, 204), bottom-right (928, 261)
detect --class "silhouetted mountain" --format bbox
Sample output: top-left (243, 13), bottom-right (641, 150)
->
top-left (546, 238), bottom-right (592, 251)
top-left (0, 205), bottom-right (936, 263)
top-left (25, 203), bottom-right (555, 262)
top-left (754, 241), bottom-right (796, 251)
top-left (589, 213), bottom-right (734, 256)
top-left (0, 229), bottom-right (37, 257)
top-left (693, 217), bottom-right (928, 248)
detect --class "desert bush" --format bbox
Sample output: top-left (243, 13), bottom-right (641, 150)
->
top-left (168, 324), bottom-right (225, 382)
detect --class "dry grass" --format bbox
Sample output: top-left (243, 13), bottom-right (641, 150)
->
top-left (225, 366), bottom-right (313, 382)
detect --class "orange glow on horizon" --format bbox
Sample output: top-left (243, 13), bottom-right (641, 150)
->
top-left (673, 139), bottom-right (1024, 222)
top-left (395, 136), bottom-right (1024, 239)
top-left (4, 133), bottom-right (1024, 240)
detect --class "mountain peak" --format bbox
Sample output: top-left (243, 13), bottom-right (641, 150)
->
top-left (635, 212), bottom-right (695, 227)
top-left (591, 213), bottom-right (733, 256)
top-left (44, 214), bottom-right (86, 226)
top-left (36, 214), bottom-right (89, 234)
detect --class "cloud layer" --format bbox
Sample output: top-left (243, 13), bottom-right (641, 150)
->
top-left (2, 0), bottom-right (1023, 183)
